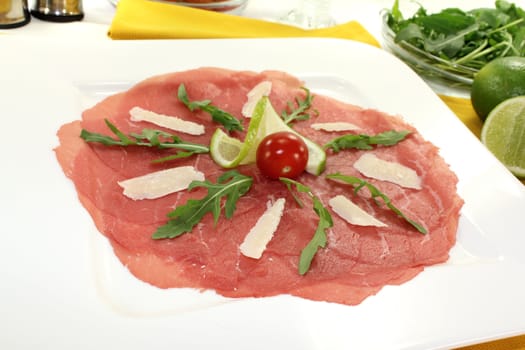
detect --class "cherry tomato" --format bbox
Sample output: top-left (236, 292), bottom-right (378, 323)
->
top-left (256, 131), bottom-right (309, 179)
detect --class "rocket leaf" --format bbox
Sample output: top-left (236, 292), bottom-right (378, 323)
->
top-left (324, 130), bottom-right (410, 152)
top-left (178, 84), bottom-right (244, 132)
top-left (280, 177), bottom-right (333, 275)
top-left (152, 170), bottom-right (253, 239)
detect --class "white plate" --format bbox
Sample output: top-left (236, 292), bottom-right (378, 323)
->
top-left (1, 36), bottom-right (524, 350)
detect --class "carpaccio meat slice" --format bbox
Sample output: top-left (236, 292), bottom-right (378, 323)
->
top-left (55, 67), bottom-right (463, 306)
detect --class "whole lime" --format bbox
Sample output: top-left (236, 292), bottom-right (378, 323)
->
top-left (470, 56), bottom-right (525, 121)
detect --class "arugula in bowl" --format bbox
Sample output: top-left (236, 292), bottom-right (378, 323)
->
top-left (384, 0), bottom-right (525, 84)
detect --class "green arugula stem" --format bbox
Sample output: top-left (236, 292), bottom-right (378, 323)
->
top-left (487, 17), bottom-right (524, 36)
top-left (177, 84), bottom-right (244, 132)
top-left (80, 119), bottom-right (209, 163)
top-left (326, 173), bottom-right (427, 234)
top-left (280, 177), bottom-right (333, 275)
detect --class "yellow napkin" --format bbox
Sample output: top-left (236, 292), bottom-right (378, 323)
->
top-left (458, 335), bottom-right (525, 350)
top-left (439, 94), bottom-right (483, 137)
top-left (108, 0), bottom-right (378, 46)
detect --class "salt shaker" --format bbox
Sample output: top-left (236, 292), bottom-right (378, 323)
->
top-left (31, 0), bottom-right (84, 22)
top-left (0, 0), bottom-right (31, 28)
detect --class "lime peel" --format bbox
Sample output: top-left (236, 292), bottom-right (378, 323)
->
top-left (209, 97), bottom-right (267, 168)
top-left (471, 57), bottom-right (525, 121)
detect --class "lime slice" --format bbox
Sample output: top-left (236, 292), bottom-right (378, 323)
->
top-left (209, 96), bottom-right (326, 175)
top-left (481, 96), bottom-right (525, 178)
top-left (209, 129), bottom-right (245, 168)
top-left (210, 96), bottom-right (267, 168)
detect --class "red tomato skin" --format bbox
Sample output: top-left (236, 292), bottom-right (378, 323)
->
top-left (256, 131), bottom-right (309, 179)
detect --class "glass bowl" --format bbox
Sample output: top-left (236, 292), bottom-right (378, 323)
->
top-left (160, 0), bottom-right (248, 14)
top-left (381, 11), bottom-right (477, 88)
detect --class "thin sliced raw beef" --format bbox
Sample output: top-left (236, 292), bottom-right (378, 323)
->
top-left (55, 67), bottom-right (463, 306)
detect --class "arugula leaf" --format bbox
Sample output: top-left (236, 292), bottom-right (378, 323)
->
top-left (395, 22), bottom-right (425, 43)
top-left (177, 84), bottom-right (244, 132)
top-left (280, 177), bottom-right (333, 275)
top-left (424, 23), bottom-right (479, 57)
top-left (150, 151), bottom-right (198, 163)
top-left (152, 170), bottom-right (253, 239)
top-left (280, 87), bottom-right (318, 125)
top-left (299, 197), bottom-right (331, 275)
top-left (324, 130), bottom-right (410, 152)
top-left (80, 119), bottom-right (209, 162)
top-left (419, 9), bottom-right (476, 35)
top-left (390, 0), bottom-right (403, 22)
top-left (326, 173), bottom-right (427, 234)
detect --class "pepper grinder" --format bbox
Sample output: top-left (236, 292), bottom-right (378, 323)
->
top-left (31, 0), bottom-right (84, 22)
top-left (0, 0), bottom-right (31, 28)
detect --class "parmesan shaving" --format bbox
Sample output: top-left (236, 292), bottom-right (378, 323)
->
top-left (242, 81), bottom-right (272, 118)
top-left (353, 153), bottom-right (422, 189)
top-left (329, 195), bottom-right (387, 227)
top-left (118, 166), bottom-right (204, 200)
top-left (129, 106), bottom-right (205, 135)
top-left (240, 198), bottom-right (286, 259)
top-left (310, 122), bottom-right (360, 132)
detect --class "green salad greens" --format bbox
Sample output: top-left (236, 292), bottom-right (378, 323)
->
top-left (387, 0), bottom-right (525, 71)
